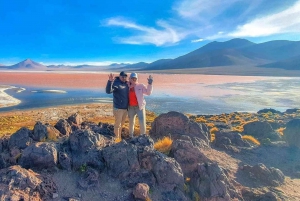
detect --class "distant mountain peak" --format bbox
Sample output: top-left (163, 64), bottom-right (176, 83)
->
top-left (9, 58), bottom-right (47, 70)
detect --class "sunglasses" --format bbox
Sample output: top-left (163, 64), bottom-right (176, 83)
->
top-left (120, 76), bottom-right (127, 78)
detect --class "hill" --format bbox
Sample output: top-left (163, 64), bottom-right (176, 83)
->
top-left (8, 59), bottom-right (47, 70)
top-left (259, 55), bottom-right (300, 70)
top-left (125, 39), bottom-right (300, 71)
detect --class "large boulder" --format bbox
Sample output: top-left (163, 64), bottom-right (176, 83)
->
top-left (32, 122), bottom-right (61, 142)
top-left (190, 163), bottom-right (242, 200)
top-left (213, 131), bottom-right (251, 148)
top-left (72, 149), bottom-right (105, 171)
top-left (0, 165), bottom-right (56, 200)
top-left (170, 138), bottom-right (210, 177)
top-left (149, 111), bottom-right (210, 144)
top-left (32, 121), bottom-right (48, 141)
top-left (102, 141), bottom-right (140, 178)
top-left (19, 142), bottom-right (58, 170)
top-left (139, 148), bottom-right (184, 191)
top-left (55, 119), bottom-right (72, 136)
top-left (243, 121), bottom-right (281, 141)
top-left (284, 119), bottom-right (300, 148)
top-left (69, 129), bottom-right (107, 153)
top-left (8, 127), bottom-right (33, 150)
top-left (240, 163), bottom-right (285, 187)
top-left (67, 112), bottom-right (83, 125)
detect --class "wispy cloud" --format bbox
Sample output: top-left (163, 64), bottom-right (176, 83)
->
top-left (104, 0), bottom-right (300, 46)
top-left (228, 1), bottom-right (300, 37)
top-left (191, 38), bottom-right (204, 43)
top-left (105, 18), bottom-right (186, 46)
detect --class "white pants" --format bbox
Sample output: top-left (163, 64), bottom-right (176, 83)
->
top-left (128, 106), bottom-right (146, 137)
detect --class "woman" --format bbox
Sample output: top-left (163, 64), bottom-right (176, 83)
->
top-left (128, 72), bottom-right (153, 137)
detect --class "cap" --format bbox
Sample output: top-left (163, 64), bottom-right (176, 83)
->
top-left (119, 71), bottom-right (127, 77)
top-left (130, 72), bottom-right (138, 79)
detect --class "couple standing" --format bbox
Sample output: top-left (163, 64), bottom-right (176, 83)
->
top-left (105, 71), bottom-right (153, 139)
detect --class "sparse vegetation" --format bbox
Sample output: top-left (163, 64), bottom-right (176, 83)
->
top-left (154, 136), bottom-right (173, 154)
top-left (242, 135), bottom-right (260, 145)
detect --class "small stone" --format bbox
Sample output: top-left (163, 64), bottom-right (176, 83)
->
top-left (52, 193), bottom-right (59, 198)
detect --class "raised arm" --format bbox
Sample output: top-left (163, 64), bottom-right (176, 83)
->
top-left (105, 73), bottom-right (115, 94)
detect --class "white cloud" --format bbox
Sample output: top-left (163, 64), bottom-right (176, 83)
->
top-left (228, 1), bottom-right (300, 37)
top-left (105, 18), bottom-right (186, 46)
top-left (191, 38), bottom-right (204, 43)
top-left (174, 0), bottom-right (240, 20)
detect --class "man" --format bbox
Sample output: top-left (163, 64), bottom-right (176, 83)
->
top-left (105, 71), bottom-right (129, 139)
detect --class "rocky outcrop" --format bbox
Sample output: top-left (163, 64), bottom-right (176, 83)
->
top-left (170, 138), bottom-right (210, 177)
top-left (284, 119), bottom-right (300, 148)
top-left (19, 142), bottom-right (58, 170)
top-left (213, 131), bottom-right (251, 149)
top-left (32, 121), bottom-right (60, 142)
top-left (149, 111), bottom-right (210, 144)
top-left (8, 127), bottom-right (33, 149)
top-left (190, 163), bottom-right (242, 200)
top-left (55, 119), bottom-right (72, 136)
top-left (243, 121), bottom-right (281, 141)
top-left (0, 165), bottom-right (56, 200)
top-left (240, 163), bottom-right (285, 187)
top-left (242, 188), bottom-right (280, 201)
top-left (69, 129), bottom-right (107, 153)
top-left (68, 112), bottom-right (83, 125)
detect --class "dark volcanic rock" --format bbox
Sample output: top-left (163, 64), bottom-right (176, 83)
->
top-left (102, 141), bottom-right (140, 178)
top-left (67, 112), bottom-right (83, 125)
top-left (32, 121), bottom-right (48, 141)
top-left (139, 148), bottom-right (184, 191)
top-left (240, 163), bottom-right (285, 187)
top-left (0, 165), bottom-right (56, 200)
top-left (190, 163), bottom-right (242, 200)
top-left (8, 127), bottom-right (33, 149)
top-left (242, 188), bottom-right (280, 201)
top-left (149, 111), bottom-right (210, 144)
top-left (243, 121), bottom-right (281, 141)
top-left (55, 119), bottom-right (72, 136)
top-left (284, 119), bottom-right (300, 148)
top-left (170, 138), bottom-right (210, 177)
top-left (69, 129), bottom-right (106, 153)
top-left (214, 131), bottom-right (251, 148)
top-left (19, 142), bottom-right (58, 170)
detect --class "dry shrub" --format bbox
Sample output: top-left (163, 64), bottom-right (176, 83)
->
top-left (195, 117), bottom-right (207, 123)
top-left (210, 127), bottom-right (219, 134)
top-left (154, 136), bottom-right (173, 154)
top-left (232, 126), bottom-right (244, 133)
top-left (242, 135), bottom-right (260, 145)
top-left (115, 138), bottom-right (122, 143)
top-left (211, 134), bottom-right (215, 142)
top-left (205, 122), bottom-right (215, 128)
top-left (276, 127), bottom-right (285, 136)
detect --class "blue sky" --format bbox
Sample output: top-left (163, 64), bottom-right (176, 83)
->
top-left (1, 0), bottom-right (300, 65)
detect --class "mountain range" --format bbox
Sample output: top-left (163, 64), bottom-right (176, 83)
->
top-left (0, 38), bottom-right (299, 72)
top-left (124, 38), bottom-right (300, 70)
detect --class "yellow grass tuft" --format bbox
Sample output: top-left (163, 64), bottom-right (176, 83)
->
top-left (276, 127), bottom-right (285, 136)
top-left (211, 134), bottom-right (215, 142)
top-left (210, 127), bottom-right (219, 134)
top-left (242, 135), bottom-right (260, 145)
top-left (115, 138), bottom-right (122, 143)
top-left (154, 136), bottom-right (173, 154)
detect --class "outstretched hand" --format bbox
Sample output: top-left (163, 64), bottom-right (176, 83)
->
top-left (147, 75), bottom-right (153, 85)
top-left (108, 73), bottom-right (115, 82)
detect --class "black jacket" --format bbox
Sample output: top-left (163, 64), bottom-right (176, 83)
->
top-left (105, 77), bottom-right (129, 109)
